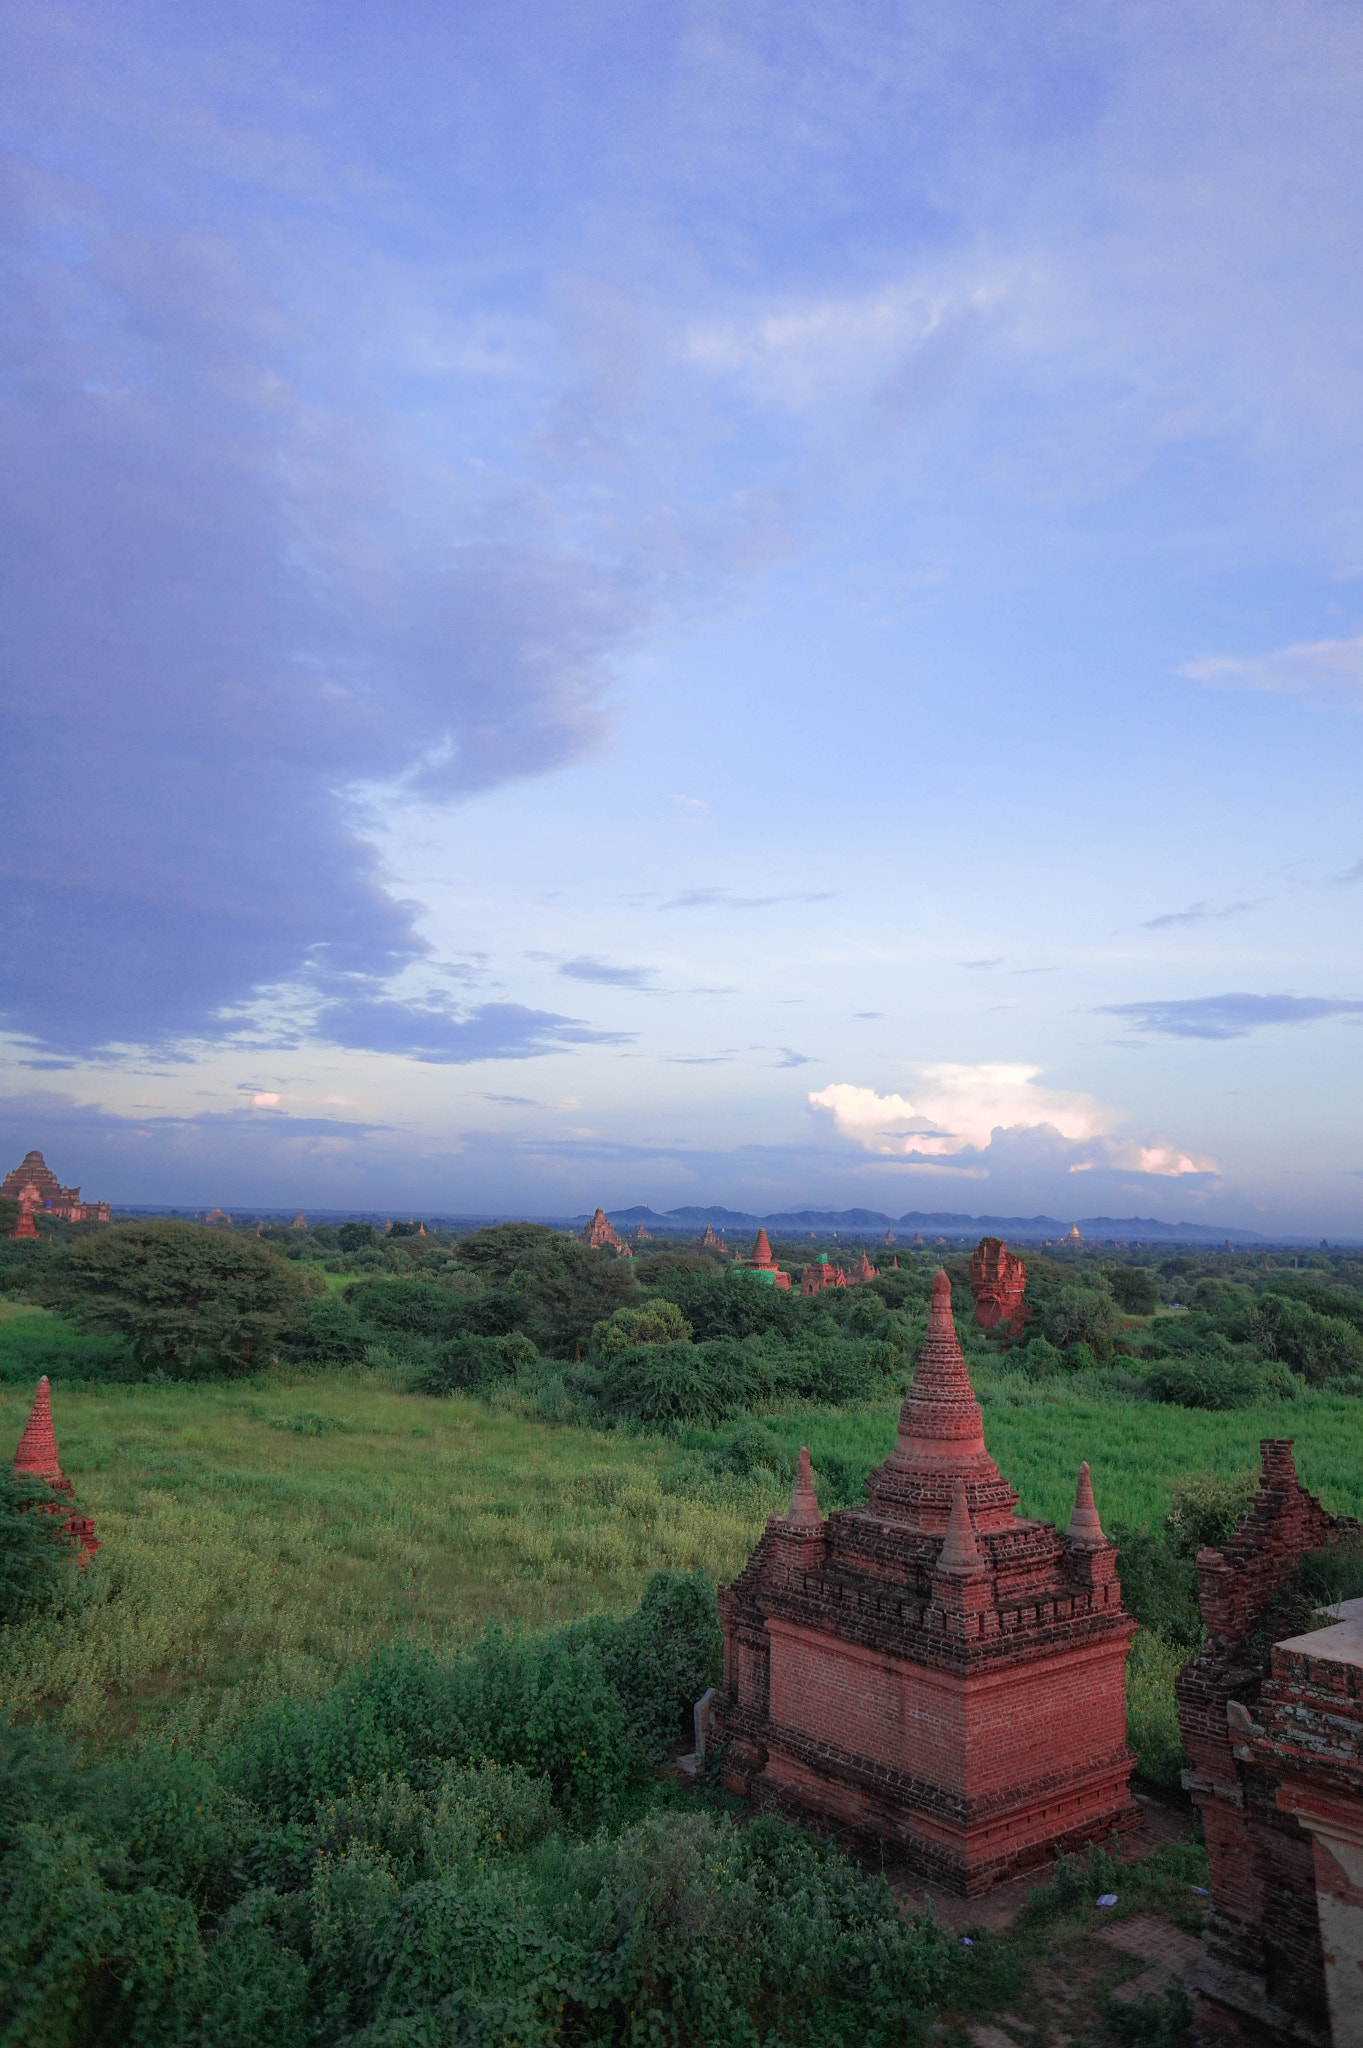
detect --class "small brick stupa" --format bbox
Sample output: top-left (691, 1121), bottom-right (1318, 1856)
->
top-left (11, 1376), bottom-right (99, 1563)
top-left (713, 1271), bottom-right (1137, 1893)
top-left (581, 1207), bottom-right (625, 1252)
top-left (739, 1229), bottom-right (792, 1291)
top-left (968, 1236), bottom-right (1028, 1337)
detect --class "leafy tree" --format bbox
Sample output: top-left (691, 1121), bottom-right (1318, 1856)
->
top-left (37, 1221), bottom-right (315, 1378)
top-left (1253, 1293), bottom-right (1363, 1383)
top-left (337, 1222), bottom-right (378, 1254)
top-left (591, 1299), bottom-right (692, 1357)
top-left (1039, 1285), bottom-right (1123, 1363)
top-left (1107, 1265), bottom-right (1158, 1315)
top-left (454, 1223), bottom-right (638, 1356)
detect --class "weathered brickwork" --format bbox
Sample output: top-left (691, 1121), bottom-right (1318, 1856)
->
top-left (1176, 1441), bottom-right (1362, 2047)
top-left (712, 1272), bottom-right (1137, 1894)
top-left (967, 1236), bottom-right (1028, 1337)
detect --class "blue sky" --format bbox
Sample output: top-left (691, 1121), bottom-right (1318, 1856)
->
top-left (2, 2), bottom-right (1362, 1230)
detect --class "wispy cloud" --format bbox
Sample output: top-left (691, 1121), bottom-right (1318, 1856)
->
top-left (775, 1049), bottom-right (816, 1068)
top-left (1182, 635), bottom-right (1363, 704)
top-left (557, 957), bottom-right (658, 989)
top-left (961, 958), bottom-right (1003, 970)
top-left (313, 998), bottom-right (634, 1064)
top-left (1142, 900), bottom-right (1262, 930)
top-left (660, 888), bottom-right (834, 912)
top-left (1100, 993), bottom-right (1363, 1040)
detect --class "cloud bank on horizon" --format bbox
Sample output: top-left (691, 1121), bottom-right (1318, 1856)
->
top-left (2, 2), bottom-right (1362, 1231)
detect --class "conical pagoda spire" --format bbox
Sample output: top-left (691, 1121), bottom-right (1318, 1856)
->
top-left (752, 1228), bottom-right (774, 1267)
top-left (13, 1376), bottom-right (62, 1483)
top-left (936, 1475), bottom-right (985, 1575)
top-left (864, 1271), bottom-right (1019, 1532)
top-left (785, 1447), bottom-right (822, 1531)
top-left (1067, 1461), bottom-right (1106, 1548)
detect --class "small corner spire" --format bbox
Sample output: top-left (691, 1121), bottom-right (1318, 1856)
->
top-left (937, 1474), bottom-right (984, 1574)
top-left (13, 1375), bottom-right (62, 1483)
top-left (1067, 1460), bottom-right (1106, 1548)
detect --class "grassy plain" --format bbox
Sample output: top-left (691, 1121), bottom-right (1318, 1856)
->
top-left (3, 1355), bottom-right (1360, 1764)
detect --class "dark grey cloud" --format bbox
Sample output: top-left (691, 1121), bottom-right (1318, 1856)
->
top-left (660, 888), bottom-right (835, 911)
top-left (1142, 899), bottom-right (1261, 930)
top-left (0, 145), bottom-right (748, 1059)
top-left (557, 957), bottom-right (658, 988)
top-left (312, 998), bottom-right (633, 1065)
top-left (1100, 993), bottom-right (1363, 1039)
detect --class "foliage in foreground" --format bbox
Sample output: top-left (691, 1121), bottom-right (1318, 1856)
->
top-left (0, 1570), bottom-right (961, 2048)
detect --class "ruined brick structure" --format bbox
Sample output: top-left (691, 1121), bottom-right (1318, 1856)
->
top-left (1177, 1441), bottom-right (1362, 2047)
top-left (11, 1377), bottom-right (99, 1563)
top-left (968, 1236), bottom-right (1028, 1337)
top-left (1, 1150), bottom-right (109, 1225)
top-left (712, 1271), bottom-right (1138, 1893)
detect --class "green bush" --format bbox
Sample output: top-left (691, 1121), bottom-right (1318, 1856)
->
top-left (1145, 1357), bottom-right (1298, 1409)
top-left (591, 1298), bottom-right (693, 1357)
top-left (0, 1474), bottom-right (82, 1626)
top-left (411, 1330), bottom-right (539, 1394)
top-left (1253, 1293), bottom-right (1363, 1384)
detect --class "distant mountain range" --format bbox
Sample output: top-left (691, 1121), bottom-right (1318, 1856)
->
top-left (585, 1205), bottom-right (1268, 1244)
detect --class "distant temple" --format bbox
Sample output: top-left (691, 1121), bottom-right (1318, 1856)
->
top-left (968, 1237), bottom-right (1028, 1337)
top-left (634, 1221), bottom-right (651, 1240)
top-left (582, 1207), bottom-right (630, 1255)
top-left (800, 1248), bottom-right (877, 1296)
top-left (2, 1151), bottom-right (110, 1229)
top-left (712, 1272), bottom-right (1137, 1893)
top-left (11, 1377), bottom-right (99, 1564)
top-left (1065, 1224), bottom-right (1083, 1244)
top-left (736, 1228), bottom-right (792, 1291)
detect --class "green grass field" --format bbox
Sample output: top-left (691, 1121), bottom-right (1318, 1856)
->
top-left (4, 1346), bottom-right (1360, 1764)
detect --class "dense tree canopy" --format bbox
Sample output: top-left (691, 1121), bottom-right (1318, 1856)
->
top-left (37, 1221), bottom-right (315, 1377)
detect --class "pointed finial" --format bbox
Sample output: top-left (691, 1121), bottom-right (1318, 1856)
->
top-left (1067, 1460), bottom-right (1106, 1548)
top-left (936, 1474), bottom-right (985, 1573)
top-left (785, 1447), bottom-right (823, 1531)
top-left (13, 1376), bottom-right (62, 1482)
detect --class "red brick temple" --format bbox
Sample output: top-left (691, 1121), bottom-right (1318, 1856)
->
top-left (581, 1207), bottom-right (627, 1253)
top-left (11, 1377), bottom-right (99, 1564)
top-left (736, 1228), bottom-right (792, 1290)
top-left (799, 1248), bottom-right (878, 1295)
top-left (713, 1271), bottom-right (1138, 1893)
top-left (1177, 1441), bottom-right (1362, 2047)
top-left (968, 1236), bottom-right (1028, 1337)
top-left (1, 1150), bottom-right (110, 1226)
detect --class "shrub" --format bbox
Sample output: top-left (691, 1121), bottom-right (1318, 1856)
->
top-left (592, 1299), bottom-right (693, 1357)
top-left (1039, 1285), bottom-right (1123, 1363)
top-left (411, 1330), bottom-right (538, 1395)
top-left (1164, 1469), bottom-right (1259, 1555)
top-left (276, 1294), bottom-right (369, 1369)
top-left (1253, 1293), bottom-right (1363, 1384)
top-left (1145, 1357), bottom-right (1297, 1409)
top-left (1107, 1266), bottom-right (1159, 1316)
top-left (0, 1474), bottom-right (81, 1626)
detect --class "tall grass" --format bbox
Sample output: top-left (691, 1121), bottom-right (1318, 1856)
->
top-left (3, 1360), bottom-right (1359, 1771)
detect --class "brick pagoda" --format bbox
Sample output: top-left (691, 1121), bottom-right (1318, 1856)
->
top-left (713, 1271), bottom-right (1138, 1893)
top-left (11, 1376), bottom-right (99, 1563)
top-left (736, 1228), bottom-right (792, 1291)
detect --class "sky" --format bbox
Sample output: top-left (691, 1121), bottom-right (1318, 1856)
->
top-left (2, 1), bottom-right (1362, 1232)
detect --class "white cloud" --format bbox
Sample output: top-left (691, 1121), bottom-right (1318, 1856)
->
top-left (251, 1091), bottom-right (281, 1107)
top-left (809, 1064), bottom-right (1115, 1156)
top-left (809, 1066), bottom-right (1216, 1178)
top-left (1182, 634), bottom-right (1363, 704)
